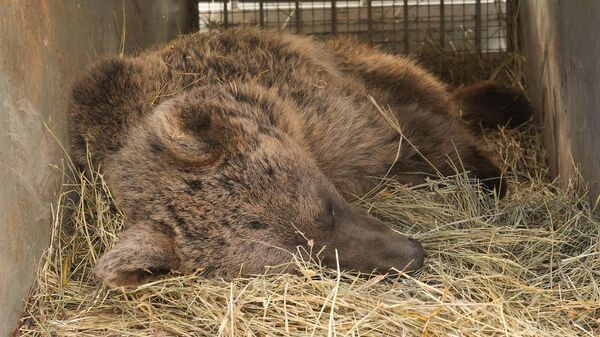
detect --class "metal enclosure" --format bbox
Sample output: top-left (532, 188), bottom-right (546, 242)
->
top-left (519, 1), bottom-right (600, 198)
top-left (5, 0), bottom-right (600, 335)
top-left (0, 1), bottom-right (197, 335)
top-left (198, 0), bottom-right (512, 54)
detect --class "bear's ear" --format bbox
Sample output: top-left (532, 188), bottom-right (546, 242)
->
top-left (95, 222), bottom-right (179, 288)
top-left (152, 97), bottom-right (229, 166)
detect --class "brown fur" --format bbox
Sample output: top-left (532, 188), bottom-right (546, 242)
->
top-left (70, 29), bottom-right (531, 287)
top-left (452, 81), bottom-right (533, 132)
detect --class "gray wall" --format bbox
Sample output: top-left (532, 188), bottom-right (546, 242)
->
top-left (520, 1), bottom-right (600, 196)
top-left (0, 1), bottom-right (197, 336)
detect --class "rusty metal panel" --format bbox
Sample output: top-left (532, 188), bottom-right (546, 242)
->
top-left (0, 1), bottom-right (197, 335)
top-left (520, 0), bottom-right (600, 198)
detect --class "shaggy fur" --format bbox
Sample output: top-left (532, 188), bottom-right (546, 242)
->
top-left (70, 29), bottom-right (532, 287)
top-left (453, 81), bottom-right (534, 132)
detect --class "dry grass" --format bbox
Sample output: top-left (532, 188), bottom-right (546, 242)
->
top-left (15, 121), bottom-right (600, 336)
top-left (417, 35), bottom-right (526, 90)
top-left (16, 35), bottom-right (600, 335)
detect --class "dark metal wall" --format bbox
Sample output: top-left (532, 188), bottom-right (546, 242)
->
top-left (0, 2), bottom-right (197, 335)
top-left (520, 1), bottom-right (600, 199)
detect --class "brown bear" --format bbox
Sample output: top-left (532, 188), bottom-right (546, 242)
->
top-left (69, 29), bottom-right (532, 288)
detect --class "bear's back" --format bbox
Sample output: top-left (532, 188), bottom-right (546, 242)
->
top-left (70, 29), bottom-right (364, 168)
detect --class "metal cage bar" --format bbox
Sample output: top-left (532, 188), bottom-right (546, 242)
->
top-left (475, 0), bottom-right (483, 53)
top-left (199, 0), bottom-right (512, 55)
top-left (330, 0), bottom-right (337, 35)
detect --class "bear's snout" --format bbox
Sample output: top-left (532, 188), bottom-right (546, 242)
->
top-left (322, 207), bottom-right (425, 274)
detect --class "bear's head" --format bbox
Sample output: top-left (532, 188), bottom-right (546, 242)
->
top-left (95, 84), bottom-right (424, 287)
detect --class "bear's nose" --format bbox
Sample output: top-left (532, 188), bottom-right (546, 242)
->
top-left (404, 237), bottom-right (425, 271)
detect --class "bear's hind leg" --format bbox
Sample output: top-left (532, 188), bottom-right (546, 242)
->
top-left (452, 81), bottom-right (534, 132)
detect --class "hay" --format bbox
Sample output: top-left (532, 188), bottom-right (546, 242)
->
top-left (15, 34), bottom-right (600, 335)
top-left (417, 37), bottom-right (526, 90)
top-left (15, 120), bottom-right (600, 336)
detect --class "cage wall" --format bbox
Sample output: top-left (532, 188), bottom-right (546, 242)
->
top-left (0, 2), bottom-right (198, 336)
top-left (198, 0), bottom-right (513, 55)
top-left (520, 0), bottom-right (600, 200)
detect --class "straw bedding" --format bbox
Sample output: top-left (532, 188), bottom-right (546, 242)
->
top-left (16, 46), bottom-right (600, 336)
top-left (15, 121), bottom-right (599, 337)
